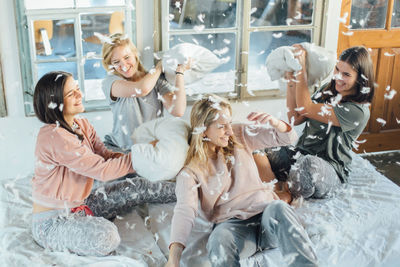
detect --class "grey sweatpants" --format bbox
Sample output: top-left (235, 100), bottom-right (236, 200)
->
top-left (32, 175), bottom-right (176, 256)
top-left (265, 146), bottom-right (341, 199)
top-left (207, 201), bottom-right (318, 267)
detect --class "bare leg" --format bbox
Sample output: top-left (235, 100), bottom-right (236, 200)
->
top-left (253, 153), bottom-right (292, 203)
top-left (253, 153), bottom-right (276, 183)
top-left (274, 181), bottom-right (292, 204)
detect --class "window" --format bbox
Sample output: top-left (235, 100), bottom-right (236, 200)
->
top-left (158, 0), bottom-right (324, 98)
top-left (15, 0), bottom-right (136, 115)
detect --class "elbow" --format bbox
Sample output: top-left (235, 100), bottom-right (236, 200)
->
top-left (169, 102), bottom-right (186, 117)
top-left (171, 110), bottom-right (185, 117)
top-left (140, 86), bottom-right (153, 97)
top-left (287, 112), bottom-right (304, 126)
top-left (297, 104), bottom-right (310, 117)
top-left (293, 120), bottom-right (303, 126)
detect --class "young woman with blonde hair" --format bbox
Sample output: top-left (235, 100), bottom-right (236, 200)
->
top-left (101, 33), bottom-right (190, 151)
top-left (166, 94), bottom-right (318, 267)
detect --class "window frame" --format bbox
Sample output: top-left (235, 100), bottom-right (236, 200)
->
top-left (156, 0), bottom-right (325, 100)
top-left (15, 0), bottom-right (136, 116)
top-left (0, 56), bottom-right (6, 117)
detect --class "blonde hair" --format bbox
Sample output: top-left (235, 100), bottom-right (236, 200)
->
top-left (185, 94), bottom-right (241, 168)
top-left (101, 33), bottom-right (146, 79)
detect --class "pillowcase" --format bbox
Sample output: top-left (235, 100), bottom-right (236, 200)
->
top-left (300, 42), bottom-right (337, 88)
top-left (266, 42), bottom-right (337, 92)
top-left (161, 43), bottom-right (222, 85)
top-left (131, 117), bottom-right (190, 181)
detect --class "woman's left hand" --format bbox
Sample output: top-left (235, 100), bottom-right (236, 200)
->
top-left (247, 112), bottom-right (280, 128)
top-left (292, 44), bottom-right (307, 70)
top-left (176, 58), bottom-right (192, 74)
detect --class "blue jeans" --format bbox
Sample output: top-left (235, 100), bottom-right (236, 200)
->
top-left (206, 201), bottom-right (318, 267)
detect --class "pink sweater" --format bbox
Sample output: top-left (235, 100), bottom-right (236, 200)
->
top-left (170, 123), bottom-right (298, 247)
top-left (32, 117), bottom-right (134, 209)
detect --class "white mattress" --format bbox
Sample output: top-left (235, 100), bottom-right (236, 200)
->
top-left (1, 153), bottom-right (400, 267)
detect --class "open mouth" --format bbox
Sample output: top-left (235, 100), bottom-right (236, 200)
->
top-left (121, 66), bottom-right (131, 73)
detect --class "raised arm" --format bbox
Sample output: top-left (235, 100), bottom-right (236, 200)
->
top-left (110, 62), bottom-right (163, 98)
top-left (247, 112), bottom-right (292, 133)
top-left (239, 113), bottom-right (298, 151)
top-left (292, 44), bottom-right (340, 126)
top-left (163, 59), bottom-right (192, 117)
top-left (285, 71), bottom-right (307, 125)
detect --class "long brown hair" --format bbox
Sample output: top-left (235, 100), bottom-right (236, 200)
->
top-left (101, 33), bottom-right (147, 79)
top-left (33, 71), bottom-right (83, 140)
top-left (185, 94), bottom-right (241, 168)
top-left (321, 46), bottom-right (375, 103)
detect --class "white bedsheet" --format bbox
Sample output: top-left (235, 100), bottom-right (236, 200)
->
top-left (1, 153), bottom-right (400, 267)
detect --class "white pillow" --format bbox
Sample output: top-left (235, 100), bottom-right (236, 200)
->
top-left (161, 43), bottom-right (222, 85)
top-left (300, 42), bottom-right (337, 87)
top-left (265, 45), bottom-right (302, 82)
top-left (266, 42), bottom-right (336, 92)
top-left (131, 117), bottom-right (190, 181)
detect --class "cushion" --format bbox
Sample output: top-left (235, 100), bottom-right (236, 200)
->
top-left (161, 43), bottom-right (222, 85)
top-left (131, 117), bottom-right (190, 181)
top-left (266, 42), bottom-right (336, 92)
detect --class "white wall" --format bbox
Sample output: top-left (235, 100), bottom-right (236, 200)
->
top-left (0, 1), bottom-right (341, 181)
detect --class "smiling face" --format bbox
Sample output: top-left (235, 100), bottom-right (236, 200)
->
top-left (333, 60), bottom-right (358, 97)
top-left (62, 76), bottom-right (84, 124)
top-left (204, 107), bottom-right (233, 152)
top-left (110, 45), bottom-right (138, 79)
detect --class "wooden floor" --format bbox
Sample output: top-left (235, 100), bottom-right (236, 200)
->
top-left (362, 150), bottom-right (400, 186)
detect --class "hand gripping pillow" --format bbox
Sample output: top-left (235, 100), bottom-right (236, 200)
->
top-left (161, 43), bottom-right (222, 85)
top-left (131, 117), bottom-right (190, 181)
top-left (266, 42), bottom-right (337, 92)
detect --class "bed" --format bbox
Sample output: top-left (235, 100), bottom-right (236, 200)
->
top-left (1, 153), bottom-right (400, 267)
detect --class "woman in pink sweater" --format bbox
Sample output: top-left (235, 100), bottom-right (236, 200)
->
top-left (31, 71), bottom-right (176, 256)
top-left (167, 95), bottom-right (318, 267)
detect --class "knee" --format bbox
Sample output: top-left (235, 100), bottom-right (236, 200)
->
top-left (208, 227), bottom-right (236, 251)
top-left (207, 227), bottom-right (238, 265)
top-left (90, 219), bottom-right (121, 256)
top-left (262, 200), bottom-right (290, 221)
top-left (288, 156), bottom-right (317, 198)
